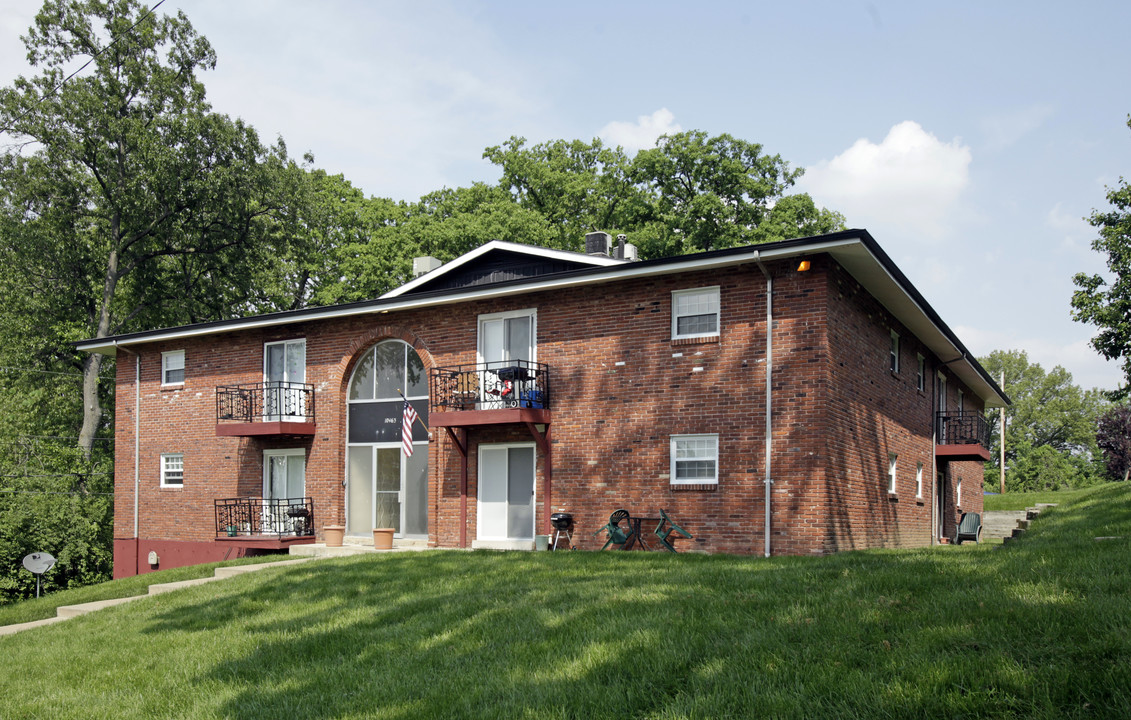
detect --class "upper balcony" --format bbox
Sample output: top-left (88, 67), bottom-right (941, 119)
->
top-left (215, 381), bottom-right (316, 437)
top-left (430, 360), bottom-right (550, 427)
top-left (935, 411), bottom-right (991, 461)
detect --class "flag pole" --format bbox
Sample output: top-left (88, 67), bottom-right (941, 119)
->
top-left (398, 389), bottom-right (431, 434)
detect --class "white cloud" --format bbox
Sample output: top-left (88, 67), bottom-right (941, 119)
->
top-left (598, 108), bottom-right (681, 154)
top-left (800, 121), bottom-right (972, 239)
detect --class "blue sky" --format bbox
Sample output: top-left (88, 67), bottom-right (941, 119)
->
top-left (2, 1), bottom-right (1129, 392)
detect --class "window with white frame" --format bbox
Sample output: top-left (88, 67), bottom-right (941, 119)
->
top-left (957, 476), bottom-right (963, 508)
top-left (672, 287), bottom-right (720, 340)
top-left (958, 389), bottom-right (965, 413)
top-left (916, 462), bottom-right (923, 499)
top-left (889, 331), bottom-right (900, 373)
top-left (671, 434), bottom-right (718, 485)
top-left (161, 453), bottom-right (184, 487)
top-left (888, 453), bottom-right (898, 494)
top-left (916, 354), bottom-right (925, 392)
top-left (162, 350), bottom-right (185, 386)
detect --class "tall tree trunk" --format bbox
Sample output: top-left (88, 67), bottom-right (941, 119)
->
top-left (77, 248), bottom-right (121, 459)
top-left (78, 352), bottom-right (104, 461)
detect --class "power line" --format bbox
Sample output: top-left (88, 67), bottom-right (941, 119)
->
top-left (0, 0), bottom-right (168, 136)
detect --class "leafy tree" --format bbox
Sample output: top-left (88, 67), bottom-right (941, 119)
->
top-left (484, 137), bottom-right (638, 250)
top-left (1096, 404), bottom-right (1131, 482)
top-left (631, 130), bottom-right (808, 256)
top-left (1072, 115), bottom-right (1131, 400)
top-left (979, 349), bottom-right (1108, 491)
top-left (0, 0), bottom-right (284, 459)
top-left (754, 193), bottom-right (847, 244)
top-left (484, 131), bottom-right (844, 260)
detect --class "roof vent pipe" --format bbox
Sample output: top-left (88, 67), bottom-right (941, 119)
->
top-left (613, 234), bottom-right (639, 261)
top-left (585, 231), bottom-right (611, 256)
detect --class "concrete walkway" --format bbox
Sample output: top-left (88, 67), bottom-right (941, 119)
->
top-left (0, 557), bottom-right (317, 637)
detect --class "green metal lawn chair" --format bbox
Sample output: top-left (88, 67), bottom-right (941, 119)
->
top-left (955, 511), bottom-right (982, 544)
top-left (593, 509), bottom-right (634, 550)
top-left (653, 508), bottom-right (693, 552)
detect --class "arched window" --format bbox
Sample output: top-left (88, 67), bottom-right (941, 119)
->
top-left (346, 340), bottom-right (428, 538)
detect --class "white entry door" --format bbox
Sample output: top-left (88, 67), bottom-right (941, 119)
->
top-left (477, 444), bottom-right (535, 542)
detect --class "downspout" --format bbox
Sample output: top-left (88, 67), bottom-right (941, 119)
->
top-left (930, 357), bottom-right (938, 546)
top-left (755, 255), bottom-right (773, 558)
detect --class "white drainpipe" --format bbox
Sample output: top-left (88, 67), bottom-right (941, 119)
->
top-left (755, 255), bottom-right (774, 558)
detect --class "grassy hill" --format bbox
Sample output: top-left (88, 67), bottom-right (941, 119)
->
top-left (2, 484), bottom-right (1129, 719)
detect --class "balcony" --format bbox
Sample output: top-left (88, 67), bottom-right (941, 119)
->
top-left (935, 411), bottom-right (991, 461)
top-left (214, 497), bottom-right (316, 549)
top-left (215, 381), bottom-right (316, 436)
top-left (430, 360), bottom-right (550, 427)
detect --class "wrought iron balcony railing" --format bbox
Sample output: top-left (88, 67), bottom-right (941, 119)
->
top-left (215, 497), bottom-right (315, 539)
top-left (430, 359), bottom-right (550, 411)
top-left (216, 381), bottom-right (315, 424)
top-left (935, 411), bottom-right (990, 448)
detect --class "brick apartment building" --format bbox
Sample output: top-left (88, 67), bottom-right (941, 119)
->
top-left (76, 229), bottom-right (1008, 577)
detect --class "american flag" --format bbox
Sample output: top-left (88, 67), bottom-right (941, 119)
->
top-left (402, 399), bottom-right (418, 457)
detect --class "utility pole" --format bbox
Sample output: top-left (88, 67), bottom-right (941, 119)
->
top-left (999, 370), bottom-right (1006, 494)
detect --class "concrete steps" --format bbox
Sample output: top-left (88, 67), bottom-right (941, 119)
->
top-left (0, 557), bottom-right (318, 637)
top-left (987, 503), bottom-right (1058, 546)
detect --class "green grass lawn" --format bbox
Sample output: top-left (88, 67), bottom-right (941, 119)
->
top-left (983, 486), bottom-right (1097, 512)
top-left (2, 485), bottom-right (1129, 719)
top-left (0, 553), bottom-right (295, 627)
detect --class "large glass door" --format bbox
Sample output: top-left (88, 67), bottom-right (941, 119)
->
top-left (478, 310), bottom-right (535, 409)
top-left (346, 340), bottom-right (429, 538)
top-left (263, 449), bottom-right (306, 534)
top-left (347, 444), bottom-right (429, 535)
top-left (477, 444), bottom-right (535, 541)
top-left (264, 339), bottom-right (306, 419)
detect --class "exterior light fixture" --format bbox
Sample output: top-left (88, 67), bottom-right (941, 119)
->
top-left (797, 260), bottom-right (811, 272)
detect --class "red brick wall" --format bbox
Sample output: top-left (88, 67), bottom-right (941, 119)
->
top-left (112, 252), bottom-right (988, 573)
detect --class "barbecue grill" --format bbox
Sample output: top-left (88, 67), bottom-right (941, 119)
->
top-left (550, 512), bottom-right (573, 550)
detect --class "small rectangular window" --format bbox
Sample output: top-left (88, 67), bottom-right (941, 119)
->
top-left (916, 462), bottom-right (923, 499)
top-left (671, 434), bottom-right (718, 485)
top-left (161, 453), bottom-right (184, 488)
top-left (958, 389), bottom-right (965, 413)
top-left (957, 476), bottom-right (963, 507)
top-left (888, 453), bottom-right (898, 494)
top-left (672, 287), bottom-right (720, 340)
top-left (889, 331), bottom-right (900, 373)
top-left (162, 350), bottom-right (185, 386)
top-left (916, 354), bottom-right (925, 392)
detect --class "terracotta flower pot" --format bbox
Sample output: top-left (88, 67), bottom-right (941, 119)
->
top-left (373, 528), bottom-right (395, 550)
top-left (323, 525), bottom-right (345, 547)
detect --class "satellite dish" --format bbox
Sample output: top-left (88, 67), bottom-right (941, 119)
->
top-left (23, 552), bottom-right (55, 574)
top-left (23, 552), bottom-right (56, 597)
